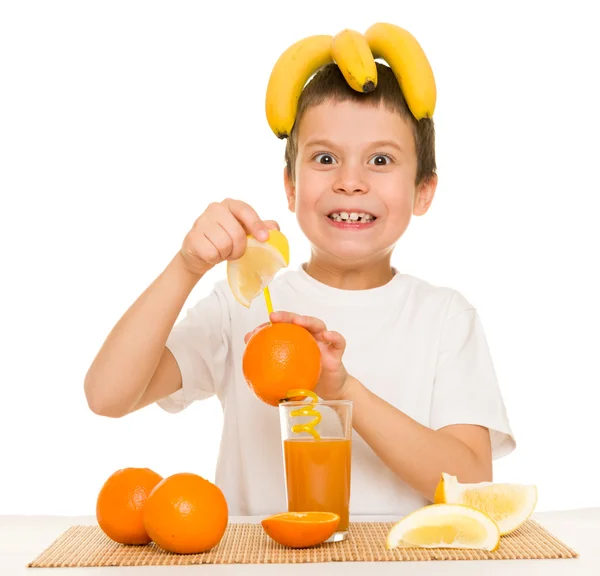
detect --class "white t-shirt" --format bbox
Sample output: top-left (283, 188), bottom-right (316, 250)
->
top-left (157, 265), bottom-right (516, 517)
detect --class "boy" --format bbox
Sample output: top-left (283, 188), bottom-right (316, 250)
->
top-left (84, 61), bottom-right (515, 518)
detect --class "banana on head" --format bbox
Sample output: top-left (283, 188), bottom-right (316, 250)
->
top-left (364, 22), bottom-right (436, 119)
top-left (331, 28), bottom-right (378, 94)
top-left (264, 23), bottom-right (436, 139)
top-left (264, 35), bottom-right (334, 139)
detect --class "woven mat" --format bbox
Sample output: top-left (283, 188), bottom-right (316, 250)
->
top-left (28, 520), bottom-right (578, 567)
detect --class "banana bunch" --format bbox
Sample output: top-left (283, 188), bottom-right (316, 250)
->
top-left (265, 23), bottom-right (437, 139)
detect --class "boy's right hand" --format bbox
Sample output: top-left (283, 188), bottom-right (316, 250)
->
top-left (179, 198), bottom-right (280, 277)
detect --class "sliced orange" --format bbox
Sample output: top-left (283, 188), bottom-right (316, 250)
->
top-left (261, 511), bottom-right (340, 548)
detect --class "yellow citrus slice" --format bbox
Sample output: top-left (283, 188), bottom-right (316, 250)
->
top-left (226, 230), bottom-right (289, 307)
top-left (386, 504), bottom-right (500, 551)
top-left (433, 473), bottom-right (538, 536)
top-left (261, 511), bottom-right (340, 548)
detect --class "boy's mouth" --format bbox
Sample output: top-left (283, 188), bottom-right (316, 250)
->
top-left (327, 211), bottom-right (377, 223)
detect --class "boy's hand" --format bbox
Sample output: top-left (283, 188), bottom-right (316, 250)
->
top-left (180, 198), bottom-right (279, 277)
top-left (244, 311), bottom-right (351, 401)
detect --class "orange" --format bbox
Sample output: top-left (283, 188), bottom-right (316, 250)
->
top-left (96, 467), bottom-right (163, 545)
top-left (261, 511), bottom-right (340, 548)
top-left (143, 472), bottom-right (228, 554)
top-left (242, 322), bottom-right (321, 406)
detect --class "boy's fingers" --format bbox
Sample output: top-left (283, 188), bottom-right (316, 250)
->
top-left (269, 311), bottom-right (298, 324)
top-left (324, 330), bottom-right (346, 350)
top-left (271, 312), bottom-right (328, 335)
top-left (225, 199), bottom-right (268, 241)
top-left (218, 210), bottom-right (250, 261)
top-left (297, 316), bottom-right (328, 334)
top-left (263, 220), bottom-right (280, 231)
top-left (267, 313), bottom-right (346, 354)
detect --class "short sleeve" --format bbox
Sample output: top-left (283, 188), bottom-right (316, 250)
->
top-left (429, 293), bottom-right (516, 460)
top-left (156, 286), bottom-right (230, 414)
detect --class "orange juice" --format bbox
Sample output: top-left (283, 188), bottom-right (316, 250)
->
top-left (283, 437), bottom-right (351, 532)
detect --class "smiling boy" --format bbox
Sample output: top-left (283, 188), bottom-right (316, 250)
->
top-left (84, 60), bottom-right (515, 517)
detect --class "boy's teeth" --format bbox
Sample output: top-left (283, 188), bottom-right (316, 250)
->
top-left (329, 211), bottom-right (375, 223)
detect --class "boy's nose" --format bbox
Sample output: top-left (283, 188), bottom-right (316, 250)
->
top-left (332, 164), bottom-right (368, 195)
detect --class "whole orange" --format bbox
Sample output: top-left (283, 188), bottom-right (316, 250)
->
top-left (242, 322), bottom-right (321, 406)
top-left (143, 472), bottom-right (228, 554)
top-left (96, 467), bottom-right (163, 545)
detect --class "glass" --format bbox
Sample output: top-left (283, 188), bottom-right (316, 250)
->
top-left (279, 398), bottom-right (352, 542)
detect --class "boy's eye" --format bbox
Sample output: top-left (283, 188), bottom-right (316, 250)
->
top-left (314, 153), bottom-right (336, 164)
top-left (369, 154), bottom-right (392, 166)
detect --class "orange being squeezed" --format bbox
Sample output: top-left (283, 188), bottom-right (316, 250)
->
top-left (283, 437), bottom-right (352, 532)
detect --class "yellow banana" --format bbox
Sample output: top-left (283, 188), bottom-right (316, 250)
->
top-left (265, 35), bottom-right (334, 139)
top-left (364, 22), bottom-right (436, 119)
top-left (331, 28), bottom-right (377, 93)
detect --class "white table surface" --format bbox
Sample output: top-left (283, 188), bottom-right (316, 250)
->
top-left (1, 509), bottom-right (596, 575)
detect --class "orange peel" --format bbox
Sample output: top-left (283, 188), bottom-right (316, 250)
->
top-left (283, 389), bottom-right (321, 440)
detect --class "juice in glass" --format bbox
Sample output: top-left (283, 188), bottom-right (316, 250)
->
top-left (279, 399), bottom-right (352, 541)
top-left (283, 437), bottom-right (351, 531)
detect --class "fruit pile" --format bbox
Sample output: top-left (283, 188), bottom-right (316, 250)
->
top-left (95, 468), bottom-right (538, 554)
top-left (95, 467), bottom-right (341, 553)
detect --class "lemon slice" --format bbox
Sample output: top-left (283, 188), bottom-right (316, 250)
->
top-left (226, 230), bottom-right (289, 307)
top-left (386, 504), bottom-right (500, 551)
top-left (433, 473), bottom-right (538, 536)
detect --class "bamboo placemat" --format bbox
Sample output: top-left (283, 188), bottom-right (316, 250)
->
top-left (28, 520), bottom-right (578, 567)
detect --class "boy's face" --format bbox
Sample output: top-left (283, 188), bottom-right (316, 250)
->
top-left (285, 99), bottom-right (437, 266)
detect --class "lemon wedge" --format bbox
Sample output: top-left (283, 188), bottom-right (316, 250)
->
top-left (226, 230), bottom-right (289, 307)
top-left (386, 504), bottom-right (500, 551)
top-left (434, 473), bottom-right (538, 536)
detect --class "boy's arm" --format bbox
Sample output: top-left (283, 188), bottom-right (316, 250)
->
top-left (340, 377), bottom-right (492, 502)
top-left (84, 252), bottom-right (200, 418)
top-left (84, 199), bottom-right (278, 418)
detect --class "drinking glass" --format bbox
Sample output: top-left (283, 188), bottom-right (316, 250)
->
top-left (279, 398), bottom-right (352, 542)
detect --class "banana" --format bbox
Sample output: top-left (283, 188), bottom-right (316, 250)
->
top-left (265, 35), bottom-right (334, 139)
top-left (364, 22), bottom-right (436, 119)
top-left (331, 28), bottom-right (377, 93)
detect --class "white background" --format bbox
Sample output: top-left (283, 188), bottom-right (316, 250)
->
top-left (1, 0), bottom-right (599, 516)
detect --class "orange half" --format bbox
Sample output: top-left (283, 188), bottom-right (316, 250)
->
top-left (261, 511), bottom-right (340, 548)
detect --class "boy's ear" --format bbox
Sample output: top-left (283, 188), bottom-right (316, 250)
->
top-left (283, 166), bottom-right (296, 213)
top-left (413, 174), bottom-right (438, 216)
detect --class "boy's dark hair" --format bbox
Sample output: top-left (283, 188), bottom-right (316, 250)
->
top-left (284, 61), bottom-right (436, 186)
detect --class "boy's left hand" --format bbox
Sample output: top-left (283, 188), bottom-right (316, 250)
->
top-left (244, 311), bottom-right (350, 401)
